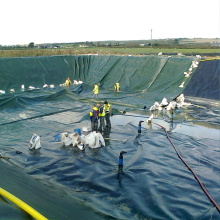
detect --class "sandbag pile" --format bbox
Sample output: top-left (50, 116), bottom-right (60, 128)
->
top-left (61, 131), bottom-right (105, 150)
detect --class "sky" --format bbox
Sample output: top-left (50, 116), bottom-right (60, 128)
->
top-left (0, 0), bottom-right (219, 45)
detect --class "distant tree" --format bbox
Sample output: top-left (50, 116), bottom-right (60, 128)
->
top-left (174, 39), bottom-right (179, 45)
top-left (28, 42), bottom-right (35, 48)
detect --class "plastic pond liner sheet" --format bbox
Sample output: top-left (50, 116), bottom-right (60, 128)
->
top-left (0, 55), bottom-right (219, 219)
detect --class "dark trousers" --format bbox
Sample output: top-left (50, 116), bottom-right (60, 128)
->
top-left (98, 116), bottom-right (105, 131)
top-left (105, 113), bottom-right (111, 130)
top-left (94, 94), bottom-right (98, 99)
top-left (91, 121), bottom-right (98, 132)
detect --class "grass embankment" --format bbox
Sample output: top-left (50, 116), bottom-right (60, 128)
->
top-left (0, 47), bottom-right (219, 58)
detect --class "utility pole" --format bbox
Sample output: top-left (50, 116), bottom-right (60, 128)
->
top-left (151, 29), bottom-right (153, 48)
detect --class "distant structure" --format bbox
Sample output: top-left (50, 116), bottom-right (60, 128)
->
top-left (151, 29), bottom-right (153, 48)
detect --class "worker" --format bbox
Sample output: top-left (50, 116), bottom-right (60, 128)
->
top-left (114, 82), bottom-right (120, 92)
top-left (104, 101), bottom-right (111, 130)
top-left (65, 78), bottom-right (71, 87)
top-left (97, 102), bottom-right (105, 132)
top-left (90, 104), bottom-right (99, 132)
top-left (93, 83), bottom-right (99, 98)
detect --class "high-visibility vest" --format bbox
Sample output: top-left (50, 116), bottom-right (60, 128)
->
top-left (104, 103), bottom-right (111, 113)
top-left (116, 83), bottom-right (120, 91)
top-left (98, 106), bottom-right (105, 117)
top-left (65, 79), bottom-right (71, 87)
top-left (90, 107), bottom-right (99, 122)
top-left (93, 85), bottom-right (99, 94)
top-left (114, 83), bottom-right (120, 91)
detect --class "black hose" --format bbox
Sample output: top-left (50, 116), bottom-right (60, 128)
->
top-left (153, 122), bottom-right (220, 213)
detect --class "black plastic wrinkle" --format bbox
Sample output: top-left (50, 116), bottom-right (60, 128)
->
top-left (153, 122), bottom-right (220, 213)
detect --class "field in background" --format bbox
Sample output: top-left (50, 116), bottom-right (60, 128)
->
top-left (0, 38), bottom-right (219, 58)
top-left (0, 47), bottom-right (219, 58)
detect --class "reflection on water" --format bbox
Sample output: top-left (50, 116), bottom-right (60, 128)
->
top-left (0, 90), bottom-right (219, 219)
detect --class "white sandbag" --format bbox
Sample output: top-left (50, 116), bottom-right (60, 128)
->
top-left (166, 104), bottom-right (172, 111)
top-left (147, 114), bottom-right (154, 123)
top-left (179, 82), bottom-right (185, 88)
top-left (158, 106), bottom-right (163, 111)
top-left (184, 72), bottom-right (190, 78)
top-left (154, 102), bottom-right (160, 109)
top-left (166, 101), bottom-right (178, 110)
top-left (61, 132), bottom-right (81, 147)
top-left (61, 132), bottom-right (72, 146)
top-left (149, 105), bottom-right (156, 111)
top-left (191, 60), bottom-right (198, 68)
top-left (176, 94), bottom-right (185, 103)
top-left (61, 132), bottom-right (68, 142)
top-left (77, 143), bottom-right (85, 151)
top-left (81, 132), bottom-right (95, 146)
top-left (88, 131), bottom-right (105, 148)
top-left (29, 133), bottom-right (41, 150)
top-left (70, 132), bottom-right (80, 146)
top-left (61, 131), bottom-right (105, 150)
top-left (96, 132), bottom-right (105, 147)
top-left (82, 127), bottom-right (91, 132)
top-left (149, 101), bottom-right (160, 111)
top-left (91, 132), bottom-right (102, 149)
top-left (160, 98), bottom-right (168, 107)
top-left (81, 131), bottom-right (105, 149)
top-left (176, 94), bottom-right (191, 106)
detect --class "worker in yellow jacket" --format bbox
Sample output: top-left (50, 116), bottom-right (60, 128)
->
top-left (104, 101), bottom-right (111, 130)
top-left (114, 82), bottom-right (120, 92)
top-left (65, 78), bottom-right (71, 87)
top-left (90, 104), bottom-right (99, 131)
top-left (93, 83), bottom-right (99, 98)
top-left (97, 102), bottom-right (105, 132)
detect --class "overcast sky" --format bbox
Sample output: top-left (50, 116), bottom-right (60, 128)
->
top-left (0, 0), bottom-right (219, 45)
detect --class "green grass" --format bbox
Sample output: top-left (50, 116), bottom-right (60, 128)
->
top-left (89, 47), bottom-right (220, 54)
top-left (0, 47), bottom-right (219, 58)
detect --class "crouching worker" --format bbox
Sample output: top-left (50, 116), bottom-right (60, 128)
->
top-left (90, 104), bottom-right (99, 132)
top-left (97, 102), bottom-right (105, 132)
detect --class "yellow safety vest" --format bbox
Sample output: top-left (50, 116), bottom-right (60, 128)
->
top-left (90, 107), bottom-right (99, 122)
top-left (104, 103), bottom-right (111, 113)
top-left (93, 85), bottom-right (99, 94)
top-left (116, 83), bottom-right (120, 91)
top-left (98, 106), bottom-right (105, 117)
top-left (65, 79), bottom-right (71, 87)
